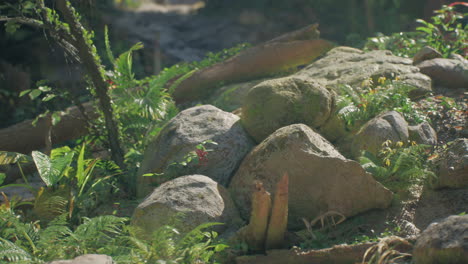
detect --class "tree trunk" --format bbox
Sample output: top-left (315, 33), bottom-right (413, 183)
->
top-left (55, 0), bottom-right (125, 169)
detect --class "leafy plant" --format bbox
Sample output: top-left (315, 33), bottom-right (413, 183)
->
top-left (0, 207), bottom-right (227, 263)
top-left (364, 31), bottom-right (424, 58)
top-left (337, 77), bottom-right (427, 131)
top-left (359, 140), bottom-right (436, 192)
top-left (142, 140), bottom-right (218, 184)
top-left (0, 209), bottom-right (128, 263)
top-left (0, 145), bottom-right (112, 223)
top-left (124, 222), bottom-right (228, 264)
top-left (364, 3), bottom-right (467, 58)
top-left (416, 4), bottom-right (467, 58)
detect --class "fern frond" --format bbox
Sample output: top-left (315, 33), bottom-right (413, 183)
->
top-left (0, 237), bottom-right (32, 262)
top-left (72, 215), bottom-right (128, 250)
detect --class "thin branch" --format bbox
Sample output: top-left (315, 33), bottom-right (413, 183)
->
top-left (0, 16), bottom-right (44, 28)
top-left (0, 15), bottom-right (79, 61)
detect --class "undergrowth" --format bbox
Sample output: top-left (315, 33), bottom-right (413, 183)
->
top-left (359, 140), bottom-right (436, 193)
top-left (337, 76), bottom-right (428, 131)
top-left (0, 208), bottom-right (226, 264)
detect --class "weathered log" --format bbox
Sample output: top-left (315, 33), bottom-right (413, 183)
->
top-left (240, 181), bottom-right (272, 252)
top-left (0, 102), bottom-right (97, 155)
top-left (172, 24), bottom-right (335, 104)
top-left (265, 173), bottom-right (289, 250)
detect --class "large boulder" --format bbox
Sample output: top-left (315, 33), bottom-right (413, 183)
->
top-left (136, 105), bottom-right (255, 197)
top-left (241, 76), bottom-right (335, 143)
top-left (208, 79), bottom-right (267, 112)
top-left (433, 138), bottom-right (468, 189)
top-left (412, 46), bottom-right (442, 65)
top-left (296, 47), bottom-right (432, 98)
top-left (417, 58), bottom-right (468, 88)
top-left (351, 111), bottom-right (409, 158)
top-left (132, 175), bottom-right (241, 237)
top-left (408, 122), bottom-right (438, 146)
top-left (413, 215), bottom-right (468, 264)
top-left (229, 124), bottom-right (393, 229)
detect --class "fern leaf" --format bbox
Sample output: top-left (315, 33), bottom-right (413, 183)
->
top-left (0, 238), bottom-right (32, 262)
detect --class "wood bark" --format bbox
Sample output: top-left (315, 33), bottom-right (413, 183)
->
top-left (55, 0), bottom-right (125, 169)
top-left (0, 102), bottom-right (97, 155)
top-left (241, 181), bottom-right (272, 252)
top-left (265, 173), bottom-right (289, 250)
top-left (171, 24), bottom-right (334, 104)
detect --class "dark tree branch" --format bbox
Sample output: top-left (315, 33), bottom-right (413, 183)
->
top-left (55, 0), bottom-right (125, 169)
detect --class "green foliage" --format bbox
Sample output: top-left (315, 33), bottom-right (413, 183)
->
top-left (0, 207), bottom-right (227, 263)
top-left (337, 77), bottom-right (427, 131)
top-left (1, 145), bottom-right (113, 222)
top-left (416, 5), bottom-right (467, 58)
top-left (101, 38), bottom-right (248, 173)
top-left (0, 209), bottom-right (128, 262)
top-left (32, 149), bottom-right (74, 187)
top-left (359, 140), bottom-right (436, 192)
top-left (365, 5), bottom-right (467, 58)
top-left (364, 32), bottom-right (424, 58)
top-left (143, 140), bottom-right (218, 184)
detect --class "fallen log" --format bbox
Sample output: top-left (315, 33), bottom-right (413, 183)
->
top-left (0, 101), bottom-right (97, 155)
top-left (172, 24), bottom-right (335, 104)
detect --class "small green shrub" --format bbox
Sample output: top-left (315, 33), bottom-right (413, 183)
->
top-left (364, 4), bottom-right (467, 58)
top-left (337, 77), bottom-right (427, 131)
top-left (359, 140), bottom-right (436, 192)
top-left (0, 208), bottom-right (227, 264)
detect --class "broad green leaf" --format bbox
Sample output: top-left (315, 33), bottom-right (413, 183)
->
top-left (19, 89), bottom-right (31, 97)
top-left (76, 144), bottom-right (86, 189)
top-left (0, 151), bottom-right (31, 165)
top-left (42, 94), bottom-right (56, 102)
top-left (32, 150), bottom-right (74, 187)
top-left (28, 89), bottom-right (42, 100)
top-left (38, 86), bottom-right (51, 92)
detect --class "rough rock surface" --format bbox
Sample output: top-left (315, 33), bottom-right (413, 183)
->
top-left (208, 79), bottom-right (267, 112)
top-left (352, 111), bottom-right (409, 158)
top-left (48, 254), bottom-right (113, 264)
top-left (229, 124), bottom-right (393, 229)
top-left (318, 105), bottom-right (356, 143)
top-left (136, 105), bottom-right (254, 197)
top-left (241, 76), bottom-right (335, 143)
top-left (413, 46), bottom-right (442, 65)
top-left (433, 138), bottom-right (468, 189)
top-left (132, 175), bottom-right (241, 236)
top-left (417, 58), bottom-right (468, 88)
top-left (413, 215), bottom-right (468, 264)
top-left (296, 47), bottom-right (432, 98)
top-left (408, 122), bottom-right (438, 146)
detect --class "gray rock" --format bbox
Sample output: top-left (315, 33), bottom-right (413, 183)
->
top-left (318, 105), bottom-right (356, 143)
top-left (296, 47), bottom-right (433, 98)
top-left (208, 79), bottom-right (267, 112)
top-left (408, 122), bottom-right (437, 145)
top-left (352, 111), bottom-right (409, 158)
top-left (434, 138), bottom-right (468, 189)
top-left (229, 124), bottom-right (393, 229)
top-left (47, 254), bottom-right (113, 264)
top-left (136, 105), bottom-right (254, 198)
top-left (417, 58), bottom-right (468, 88)
top-left (413, 46), bottom-right (442, 65)
top-left (132, 175), bottom-right (241, 237)
top-left (413, 215), bottom-right (468, 264)
top-left (241, 76), bottom-right (335, 143)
